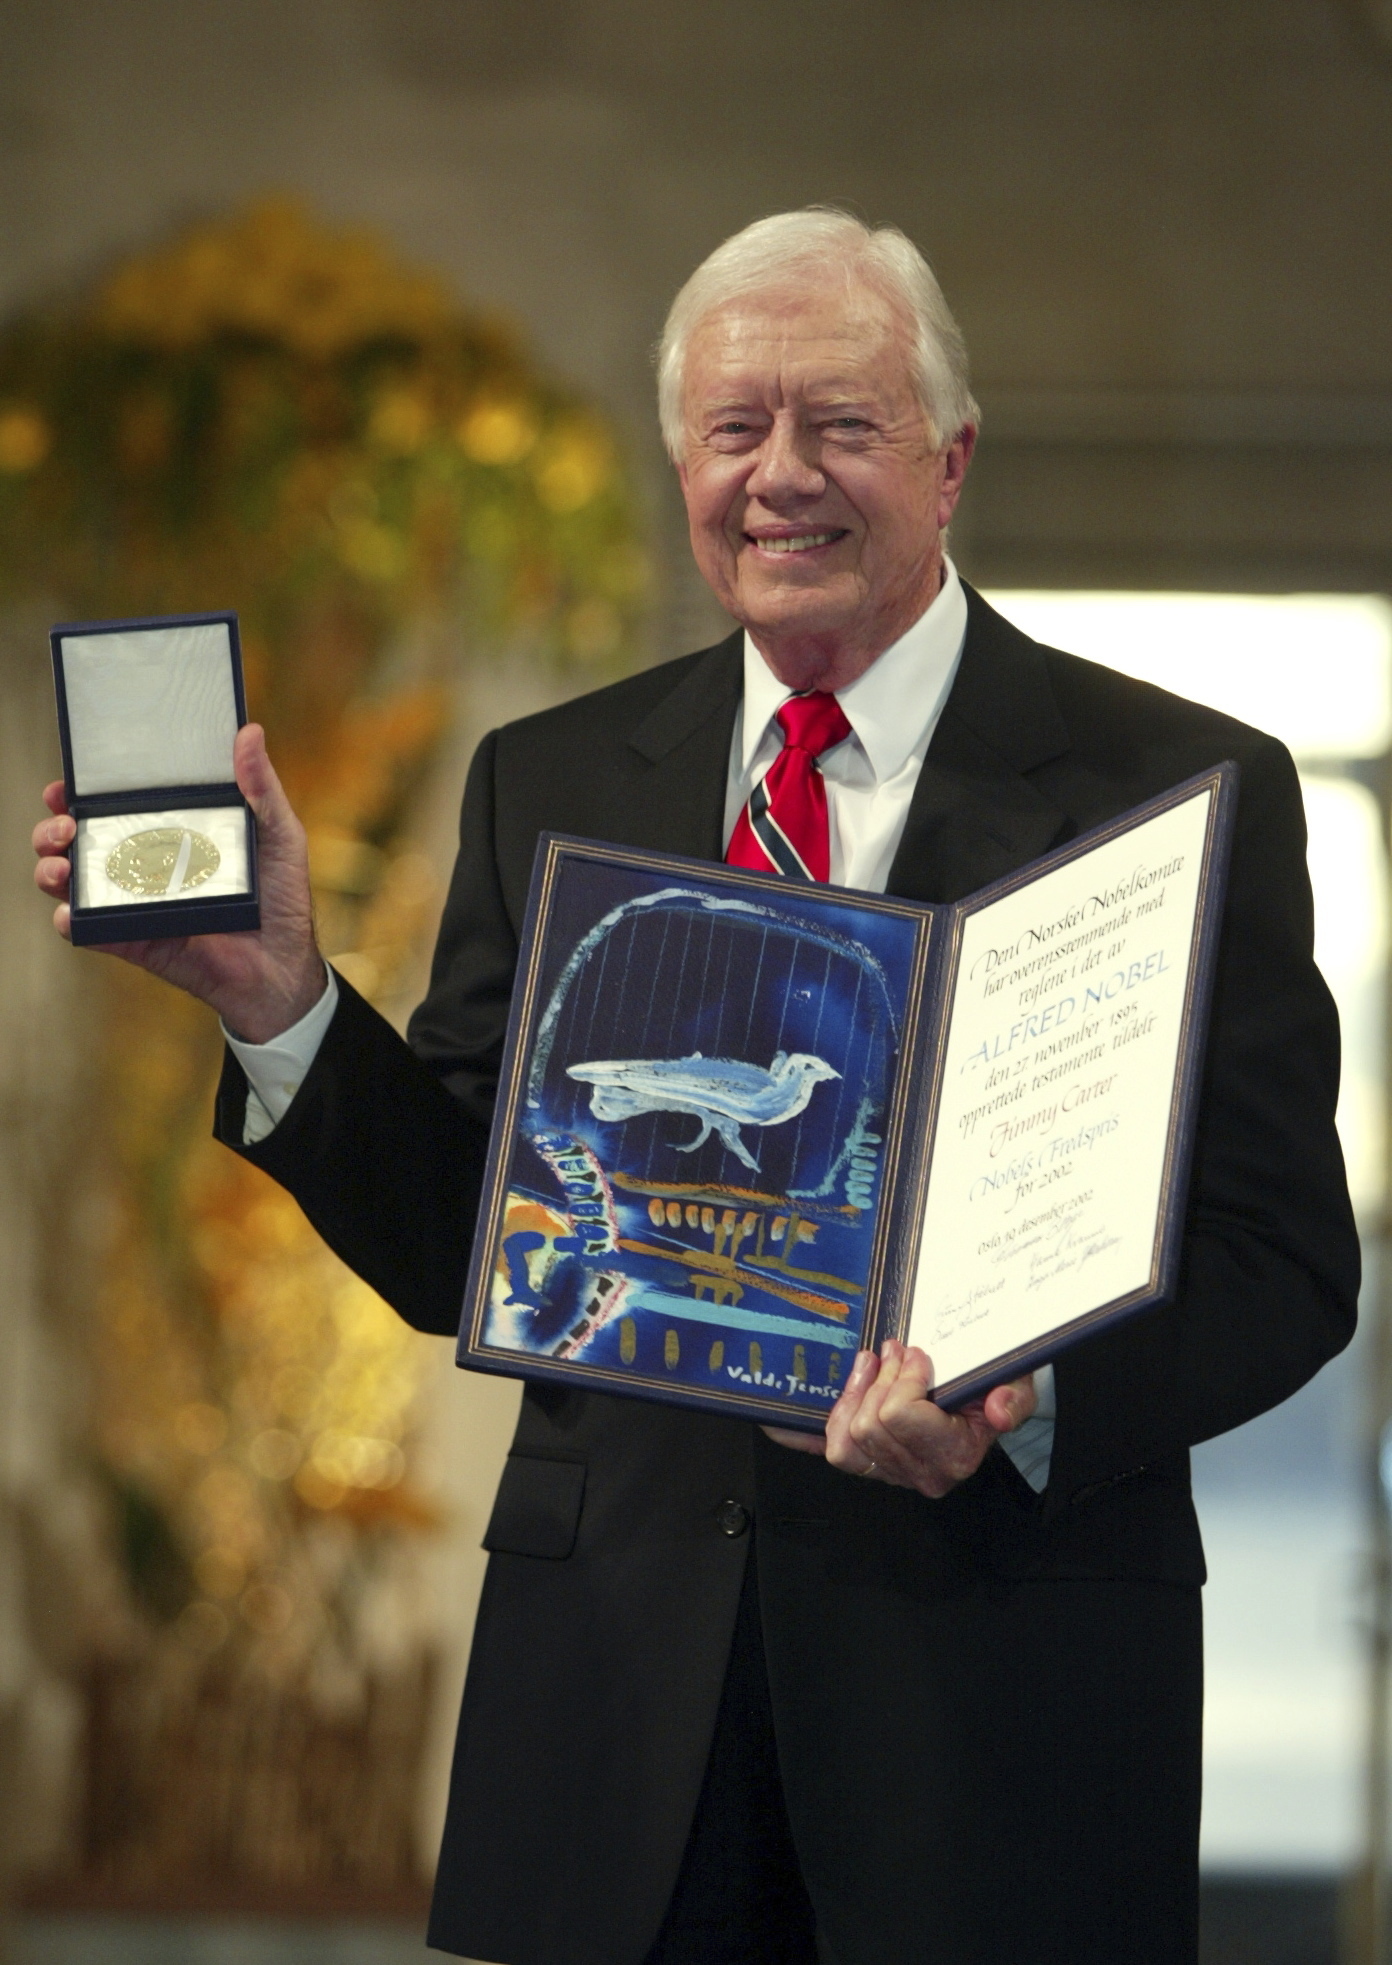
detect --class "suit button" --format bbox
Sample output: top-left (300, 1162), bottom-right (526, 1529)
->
top-left (715, 1499), bottom-right (750, 1538)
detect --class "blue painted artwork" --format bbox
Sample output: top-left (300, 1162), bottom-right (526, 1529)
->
top-left (476, 850), bottom-right (927, 1419)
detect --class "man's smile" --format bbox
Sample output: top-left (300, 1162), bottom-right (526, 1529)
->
top-left (744, 528), bottom-right (850, 555)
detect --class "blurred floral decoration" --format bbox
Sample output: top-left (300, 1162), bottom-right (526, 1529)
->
top-left (0, 199), bottom-right (647, 1894)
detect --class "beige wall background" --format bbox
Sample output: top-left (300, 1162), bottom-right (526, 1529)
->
top-left (1, 0), bottom-right (1390, 1875)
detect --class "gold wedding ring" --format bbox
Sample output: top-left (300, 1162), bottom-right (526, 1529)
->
top-left (105, 826), bottom-right (221, 897)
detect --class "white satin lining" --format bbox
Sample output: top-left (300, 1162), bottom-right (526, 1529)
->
top-left (61, 622), bottom-right (238, 795)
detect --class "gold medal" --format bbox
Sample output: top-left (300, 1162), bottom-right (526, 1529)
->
top-left (105, 826), bottom-right (221, 897)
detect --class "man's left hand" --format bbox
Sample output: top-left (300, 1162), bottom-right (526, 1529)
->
top-left (763, 1340), bottom-right (1036, 1499)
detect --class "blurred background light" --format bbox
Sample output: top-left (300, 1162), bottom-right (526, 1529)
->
top-left (984, 592), bottom-right (1392, 759)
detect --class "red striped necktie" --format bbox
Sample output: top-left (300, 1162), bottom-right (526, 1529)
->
top-left (726, 691), bottom-right (852, 883)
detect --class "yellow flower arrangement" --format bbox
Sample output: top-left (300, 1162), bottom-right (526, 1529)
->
top-left (96, 197), bottom-right (456, 356)
top-left (0, 404), bottom-right (50, 472)
top-left (0, 198), bottom-right (649, 1875)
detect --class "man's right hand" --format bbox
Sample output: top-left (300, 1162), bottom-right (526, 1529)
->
top-left (33, 722), bottom-right (327, 1045)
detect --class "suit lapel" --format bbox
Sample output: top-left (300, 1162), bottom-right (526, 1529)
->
top-left (625, 628), bottom-right (744, 861)
top-left (887, 584), bottom-right (1072, 905)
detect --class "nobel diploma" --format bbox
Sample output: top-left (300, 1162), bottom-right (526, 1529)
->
top-left (906, 784), bottom-right (1220, 1398)
top-left (458, 769), bottom-right (1232, 1428)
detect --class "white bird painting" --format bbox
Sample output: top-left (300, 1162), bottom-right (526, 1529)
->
top-left (565, 1050), bottom-right (840, 1172)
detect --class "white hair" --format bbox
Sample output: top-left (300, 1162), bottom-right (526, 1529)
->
top-left (656, 207), bottom-right (980, 461)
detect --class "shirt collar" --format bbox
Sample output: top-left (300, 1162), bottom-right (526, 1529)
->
top-left (740, 558), bottom-right (969, 781)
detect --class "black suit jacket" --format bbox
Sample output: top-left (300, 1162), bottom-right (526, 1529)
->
top-left (217, 587), bottom-right (1358, 1965)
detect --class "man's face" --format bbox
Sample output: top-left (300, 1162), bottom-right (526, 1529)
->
top-left (677, 281), bottom-right (973, 688)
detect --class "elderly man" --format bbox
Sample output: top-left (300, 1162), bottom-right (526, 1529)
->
top-left (35, 210), bottom-right (1356, 1965)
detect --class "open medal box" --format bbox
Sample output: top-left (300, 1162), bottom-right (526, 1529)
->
top-left (50, 612), bottom-right (260, 945)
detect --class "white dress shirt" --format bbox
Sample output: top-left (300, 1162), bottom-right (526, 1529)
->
top-left (229, 968), bottom-right (340, 1144)
top-left (226, 556), bottom-right (1055, 1488)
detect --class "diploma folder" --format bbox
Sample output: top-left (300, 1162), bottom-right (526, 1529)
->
top-left (458, 765), bottom-right (1236, 1430)
top-left (50, 611), bottom-right (259, 946)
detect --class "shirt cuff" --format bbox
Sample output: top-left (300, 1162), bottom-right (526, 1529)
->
top-left (997, 1364), bottom-right (1055, 1494)
top-left (222, 967), bottom-right (340, 1146)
